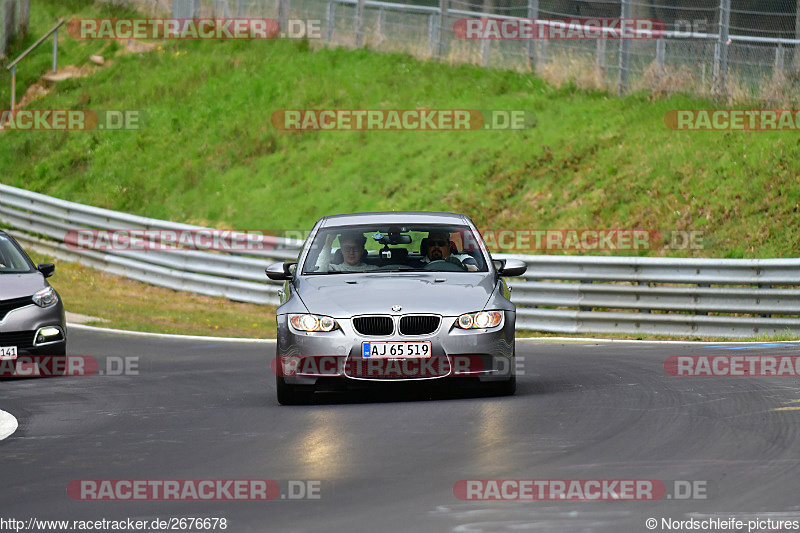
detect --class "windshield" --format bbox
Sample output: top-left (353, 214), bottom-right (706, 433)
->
top-left (0, 234), bottom-right (35, 274)
top-left (302, 224), bottom-right (489, 274)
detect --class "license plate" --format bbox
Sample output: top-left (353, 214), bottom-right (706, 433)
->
top-left (362, 342), bottom-right (431, 358)
top-left (0, 346), bottom-right (18, 360)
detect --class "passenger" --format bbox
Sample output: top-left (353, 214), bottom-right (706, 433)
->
top-left (315, 232), bottom-right (375, 272)
top-left (421, 231), bottom-right (479, 271)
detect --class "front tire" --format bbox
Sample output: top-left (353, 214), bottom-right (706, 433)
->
top-left (276, 375), bottom-right (314, 405)
top-left (490, 375), bottom-right (516, 396)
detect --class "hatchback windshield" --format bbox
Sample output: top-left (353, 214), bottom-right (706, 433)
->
top-left (302, 225), bottom-right (489, 274)
top-left (0, 234), bottom-right (34, 274)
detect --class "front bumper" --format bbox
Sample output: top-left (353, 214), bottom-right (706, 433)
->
top-left (0, 302), bottom-right (67, 357)
top-left (275, 312), bottom-right (515, 386)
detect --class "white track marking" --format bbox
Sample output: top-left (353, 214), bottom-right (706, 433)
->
top-left (0, 410), bottom-right (18, 441)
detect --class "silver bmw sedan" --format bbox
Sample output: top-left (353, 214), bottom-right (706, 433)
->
top-left (266, 212), bottom-right (526, 404)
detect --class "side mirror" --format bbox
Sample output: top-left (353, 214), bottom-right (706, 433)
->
top-left (493, 258), bottom-right (527, 277)
top-left (266, 262), bottom-right (296, 280)
top-left (37, 263), bottom-right (55, 278)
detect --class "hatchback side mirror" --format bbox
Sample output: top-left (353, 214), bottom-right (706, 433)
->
top-left (37, 263), bottom-right (55, 278)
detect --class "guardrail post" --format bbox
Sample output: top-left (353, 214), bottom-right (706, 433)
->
top-left (526, 0), bottom-right (538, 71)
top-left (714, 0), bottom-right (730, 95)
top-left (616, 0), bottom-right (631, 96)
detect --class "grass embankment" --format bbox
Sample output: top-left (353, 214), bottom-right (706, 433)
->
top-left (2, 2), bottom-right (799, 258)
top-left (1, 0), bottom-right (798, 339)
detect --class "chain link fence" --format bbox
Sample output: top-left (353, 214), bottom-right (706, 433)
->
top-left (159, 0), bottom-right (799, 103)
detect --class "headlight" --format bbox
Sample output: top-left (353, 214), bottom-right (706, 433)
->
top-left (456, 311), bottom-right (503, 329)
top-left (32, 286), bottom-right (58, 308)
top-left (289, 314), bottom-right (338, 332)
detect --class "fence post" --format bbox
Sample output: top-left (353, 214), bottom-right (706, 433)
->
top-left (19, 0), bottom-right (28, 36)
top-left (480, 34), bottom-right (489, 66)
top-left (429, 12), bottom-right (439, 55)
top-left (437, 0), bottom-right (448, 58)
top-left (325, 1), bottom-right (334, 43)
top-left (714, 0), bottom-right (730, 95)
top-left (656, 38), bottom-right (665, 68)
top-left (596, 38), bottom-right (606, 70)
top-left (376, 8), bottom-right (385, 44)
top-left (1, 0), bottom-right (16, 58)
top-left (774, 42), bottom-right (785, 77)
top-left (794, 2), bottom-right (800, 73)
top-left (617, 0), bottom-right (631, 96)
top-left (526, 0), bottom-right (538, 72)
top-left (355, 0), bottom-right (365, 47)
top-left (279, 0), bottom-right (289, 38)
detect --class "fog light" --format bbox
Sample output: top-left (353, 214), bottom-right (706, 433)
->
top-left (34, 326), bottom-right (64, 345)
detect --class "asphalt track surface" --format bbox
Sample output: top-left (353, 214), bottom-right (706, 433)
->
top-left (3, 328), bottom-right (800, 533)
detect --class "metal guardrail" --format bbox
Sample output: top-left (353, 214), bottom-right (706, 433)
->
top-left (0, 184), bottom-right (303, 305)
top-left (1, 184), bottom-right (799, 338)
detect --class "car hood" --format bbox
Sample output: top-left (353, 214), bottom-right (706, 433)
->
top-left (295, 272), bottom-right (496, 316)
top-left (0, 272), bottom-right (44, 300)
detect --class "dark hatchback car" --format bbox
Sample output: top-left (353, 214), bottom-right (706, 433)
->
top-left (0, 231), bottom-right (67, 371)
top-left (266, 212), bottom-right (527, 404)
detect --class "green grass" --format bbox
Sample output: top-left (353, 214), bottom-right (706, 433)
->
top-left (1, 0), bottom-right (799, 260)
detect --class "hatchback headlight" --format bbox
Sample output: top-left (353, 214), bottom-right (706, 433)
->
top-left (456, 311), bottom-right (503, 329)
top-left (289, 314), bottom-right (338, 332)
top-left (32, 286), bottom-right (58, 308)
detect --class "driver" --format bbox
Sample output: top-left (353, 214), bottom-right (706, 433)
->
top-left (421, 231), bottom-right (479, 271)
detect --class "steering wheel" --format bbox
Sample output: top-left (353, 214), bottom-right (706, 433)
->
top-left (424, 260), bottom-right (465, 272)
